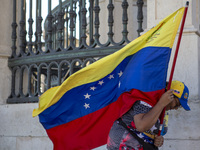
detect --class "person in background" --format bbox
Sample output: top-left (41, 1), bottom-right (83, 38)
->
top-left (107, 80), bottom-right (190, 150)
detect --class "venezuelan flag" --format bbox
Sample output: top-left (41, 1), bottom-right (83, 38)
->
top-left (33, 7), bottom-right (184, 150)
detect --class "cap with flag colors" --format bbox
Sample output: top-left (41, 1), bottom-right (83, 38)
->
top-left (33, 7), bottom-right (185, 150)
top-left (171, 80), bottom-right (190, 111)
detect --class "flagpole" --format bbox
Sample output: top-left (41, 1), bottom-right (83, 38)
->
top-left (158, 1), bottom-right (189, 136)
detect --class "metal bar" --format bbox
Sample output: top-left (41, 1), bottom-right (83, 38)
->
top-left (37, 0), bottom-right (43, 53)
top-left (74, 1), bottom-right (77, 47)
top-left (28, 0), bottom-right (34, 54)
top-left (69, 0), bottom-right (75, 48)
top-left (29, 65), bottom-right (38, 96)
top-left (47, 65), bottom-right (51, 89)
top-left (37, 66), bottom-right (41, 96)
top-left (38, 63), bottom-right (47, 95)
top-left (58, 64), bottom-right (62, 85)
top-left (19, 67), bottom-right (24, 97)
top-left (107, 0), bottom-right (114, 44)
top-left (34, 0), bottom-right (38, 51)
top-left (7, 96), bottom-right (39, 104)
top-left (80, 0), bottom-right (87, 47)
top-left (8, 47), bottom-right (123, 67)
top-left (27, 66), bottom-right (32, 96)
top-left (47, 0), bottom-right (53, 51)
top-left (19, 0), bottom-right (27, 56)
top-left (10, 68), bottom-right (16, 98)
top-left (79, 0), bottom-right (82, 46)
top-left (11, 0), bottom-right (17, 58)
top-left (52, 17), bottom-right (56, 50)
top-left (89, 0), bottom-right (94, 46)
top-left (137, 0), bottom-right (144, 37)
top-left (62, 6), bottom-right (66, 49)
top-left (93, 0), bottom-right (100, 44)
top-left (121, 0), bottom-right (129, 43)
top-left (65, 6), bottom-right (69, 48)
top-left (34, 71), bottom-right (38, 96)
top-left (57, 0), bottom-right (64, 50)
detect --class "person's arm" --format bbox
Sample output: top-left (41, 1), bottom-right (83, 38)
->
top-left (134, 89), bottom-right (174, 132)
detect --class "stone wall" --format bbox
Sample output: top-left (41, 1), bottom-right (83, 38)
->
top-left (0, 0), bottom-right (52, 149)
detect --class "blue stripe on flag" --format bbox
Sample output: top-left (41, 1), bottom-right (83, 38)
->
top-left (39, 46), bottom-right (171, 130)
top-left (119, 46), bottom-right (171, 93)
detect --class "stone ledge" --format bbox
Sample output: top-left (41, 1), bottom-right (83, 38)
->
top-left (0, 136), bottom-right (53, 150)
top-left (0, 103), bottom-right (47, 137)
top-left (161, 139), bottom-right (200, 150)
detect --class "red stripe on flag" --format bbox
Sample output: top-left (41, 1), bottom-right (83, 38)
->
top-left (46, 89), bottom-right (164, 150)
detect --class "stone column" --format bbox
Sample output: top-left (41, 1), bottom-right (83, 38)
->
top-left (0, 0), bottom-right (13, 104)
top-left (147, 1), bottom-right (200, 150)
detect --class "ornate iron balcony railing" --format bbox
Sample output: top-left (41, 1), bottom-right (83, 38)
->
top-left (8, 0), bottom-right (145, 103)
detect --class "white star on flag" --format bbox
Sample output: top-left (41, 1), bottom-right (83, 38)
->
top-left (84, 93), bottom-right (91, 99)
top-left (98, 80), bottom-right (104, 85)
top-left (83, 103), bottom-right (90, 109)
top-left (90, 86), bottom-right (96, 91)
top-left (138, 133), bottom-right (144, 139)
top-left (150, 125), bottom-right (157, 132)
top-left (118, 82), bottom-right (121, 88)
top-left (118, 71), bottom-right (123, 77)
top-left (108, 74), bottom-right (114, 79)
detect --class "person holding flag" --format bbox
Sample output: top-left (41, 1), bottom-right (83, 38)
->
top-left (107, 80), bottom-right (190, 150)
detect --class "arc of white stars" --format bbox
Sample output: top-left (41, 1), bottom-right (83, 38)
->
top-left (108, 74), bottom-right (114, 79)
top-left (98, 80), bottom-right (104, 85)
top-left (84, 93), bottom-right (91, 99)
top-left (118, 71), bottom-right (123, 77)
top-left (90, 86), bottom-right (96, 91)
top-left (83, 103), bottom-right (90, 109)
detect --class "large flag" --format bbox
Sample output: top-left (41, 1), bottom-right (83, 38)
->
top-left (33, 7), bottom-right (185, 150)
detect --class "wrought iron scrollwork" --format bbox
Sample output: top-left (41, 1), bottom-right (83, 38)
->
top-left (8, 0), bottom-right (145, 103)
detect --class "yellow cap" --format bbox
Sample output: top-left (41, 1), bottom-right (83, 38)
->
top-left (170, 80), bottom-right (190, 111)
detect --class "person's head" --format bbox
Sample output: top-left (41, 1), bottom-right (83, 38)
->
top-left (166, 80), bottom-right (190, 111)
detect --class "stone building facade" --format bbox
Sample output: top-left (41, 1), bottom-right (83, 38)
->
top-left (0, 0), bottom-right (199, 150)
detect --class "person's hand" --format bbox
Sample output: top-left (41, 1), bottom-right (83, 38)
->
top-left (158, 89), bottom-right (174, 108)
top-left (154, 135), bottom-right (164, 147)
